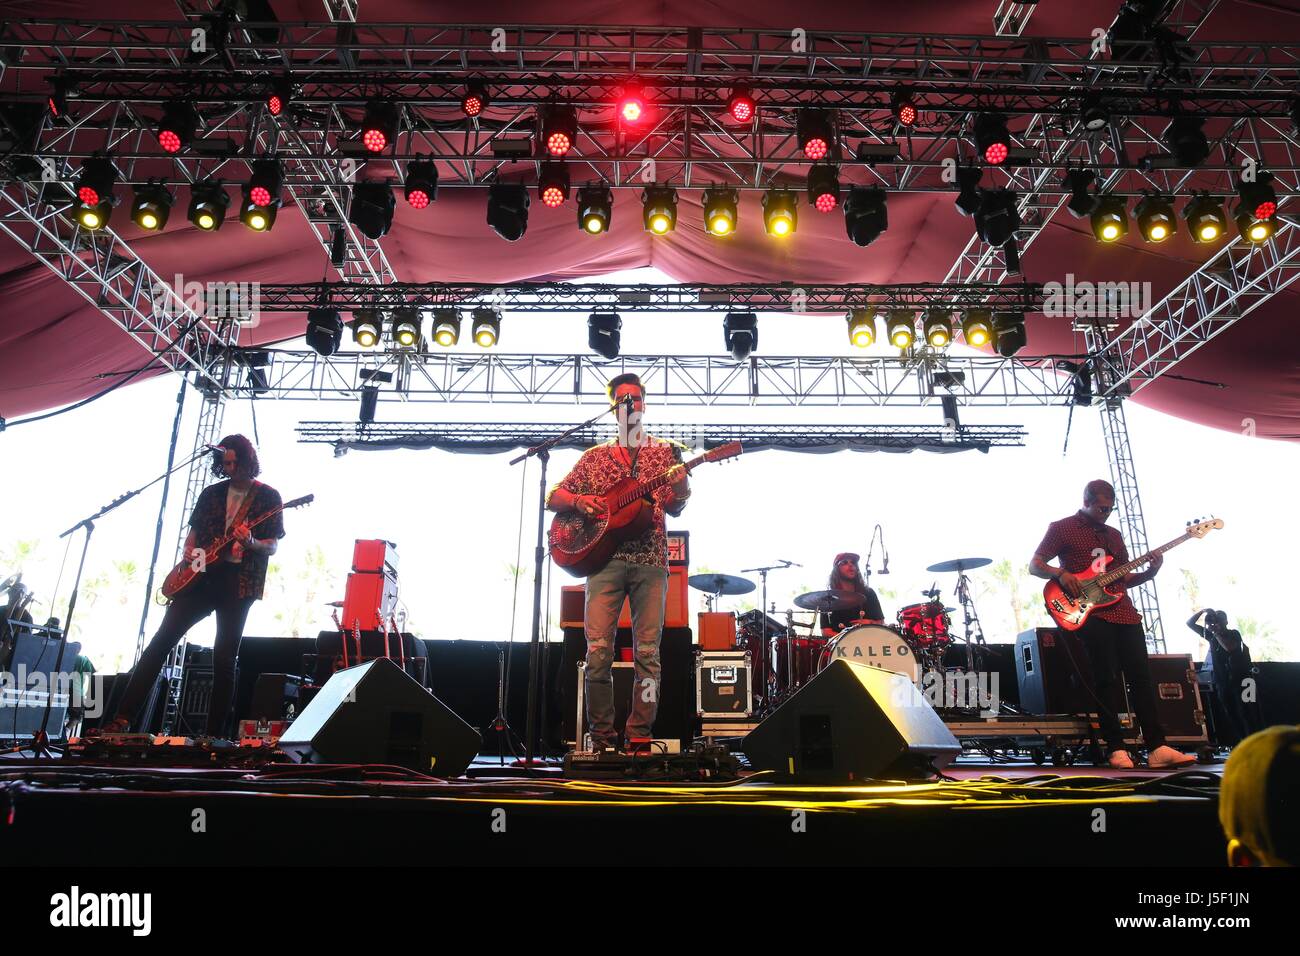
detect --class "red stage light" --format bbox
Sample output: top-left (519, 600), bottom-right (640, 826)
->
top-left (542, 185), bottom-right (565, 208)
top-left (897, 103), bottom-right (917, 126)
top-left (804, 138), bottom-right (828, 161)
top-left (462, 93), bottom-right (483, 117)
top-left (732, 99), bottom-right (753, 122)
top-left (814, 191), bottom-right (838, 213)
top-left (984, 141), bottom-right (1008, 165)
top-left (363, 128), bottom-right (388, 152)
top-left (547, 131), bottom-right (571, 156)
top-left (268, 94), bottom-right (283, 116)
top-left (407, 188), bottom-right (430, 210)
top-left (1255, 200), bottom-right (1277, 219)
top-left (620, 96), bottom-right (643, 124)
top-left (78, 186), bottom-right (99, 205)
top-left (250, 185), bottom-right (272, 207)
top-left (158, 129), bottom-right (182, 154)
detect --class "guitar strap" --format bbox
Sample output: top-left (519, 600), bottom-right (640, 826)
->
top-left (229, 480), bottom-right (261, 534)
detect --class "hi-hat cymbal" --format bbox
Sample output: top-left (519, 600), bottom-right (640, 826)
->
top-left (926, 557), bottom-right (992, 573)
top-left (688, 573), bottom-right (756, 596)
top-left (793, 589), bottom-right (867, 612)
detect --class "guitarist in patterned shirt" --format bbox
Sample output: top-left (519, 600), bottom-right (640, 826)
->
top-left (103, 435), bottom-right (284, 738)
top-left (547, 374), bottom-right (690, 753)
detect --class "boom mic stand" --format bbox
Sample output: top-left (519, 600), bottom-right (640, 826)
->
top-left (512, 401), bottom-right (626, 773)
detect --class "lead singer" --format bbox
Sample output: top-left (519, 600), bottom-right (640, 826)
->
top-left (547, 374), bottom-right (690, 753)
top-left (104, 435), bottom-right (284, 738)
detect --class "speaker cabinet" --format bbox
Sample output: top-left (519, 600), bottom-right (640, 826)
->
top-left (742, 659), bottom-right (960, 780)
top-left (1016, 628), bottom-right (1130, 717)
top-left (279, 657), bottom-right (480, 777)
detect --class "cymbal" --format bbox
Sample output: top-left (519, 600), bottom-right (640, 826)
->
top-left (793, 590), bottom-right (867, 612)
top-left (688, 573), bottom-right (756, 596)
top-left (926, 557), bottom-right (992, 573)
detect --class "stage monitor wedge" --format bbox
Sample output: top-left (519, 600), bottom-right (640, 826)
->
top-left (278, 657), bottom-right (480, 777)
top-left (743, 659), bottom-right (960, 780)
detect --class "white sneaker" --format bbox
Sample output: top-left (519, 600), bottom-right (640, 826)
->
top-left (1148, 745), bottom-right (1197, 770)
top-left (1107, 749), bottom-right (1135, 769)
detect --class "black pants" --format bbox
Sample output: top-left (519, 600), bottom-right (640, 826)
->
top-left (115, 562), bottom-right (253, 736)
top-left (1079, 616), bottom-right (1167, 752)
top-left (1212, 648), bottom-right (1264, 745)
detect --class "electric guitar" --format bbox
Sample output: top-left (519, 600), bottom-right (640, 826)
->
top-left (1043, 516), bottom-right (1224, 630)
top-left (549, 442), bottom-right (743, 577)
top-left (160, 494), bottom-right (315, 600)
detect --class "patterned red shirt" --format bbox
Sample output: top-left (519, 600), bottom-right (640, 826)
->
top-left (550, 437), bottom-right (687, 570)
top-left (1034, 511), bottom-right (1141, 624)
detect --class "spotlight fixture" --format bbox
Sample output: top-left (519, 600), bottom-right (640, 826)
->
top-left (431, 309), bottom-right (461, 347)
top-left (1090, 194), bottom-right (1129, 242)
top-left (727, 85), bottom-right (756, 123)
top-left (350, 310), bottom-right (382, 348)
top-left (306, 307), bottom-right (344, 357)
top-left (761, 188), bottom-right (798, 237)
top-left (847, 309), bottom-right (877, 348)
top-left (618, 82), bottom-right (646, 124)
top-left (404, 160), bottom-right (438, 209)
top-left (702, 185), bottom-right (739, 236)
top-left (994, 312), bottom-right (1027, 357)
top-left (954, 166), bottom-right (983, 217)
top-left (961, 309), bottom-right (993, 347)
top-left (188, 179), bottom-right (229, 231)
top-left (588, 312), bottom-right (622, 359)
top-left (974, 113), bottom-right (1011, 165)
top-left (1063, 169), bottom-right (1098, 218)
top-left (974, 189), bottom-right (1020, 246)
top-left (391, 307), bottom-right (422, 348)
top-left (47, 76), bottom-right (69, 119)
top-left (1163, 115), bottom-right (1209, 167)
top-left (471, 308), bottom-right (501, 347)
top-left (807, 165), bottom-right (840, 213)
top-left (796, 108), bottom-right (834, 161)
top-left (541, 104), bottom-right (578, 157)
top-left (241, 159), bottom-right (282, 231)
top-left (724, 313), bottom-right (758, 360)
top-left (886, 310), bottom-right (916, 349)
top-left (577, 183), bottom-right (613, 234)
top-left (156, 100), bottom-right (198, 154)
top-left (893, 91), bottom-right (917, 128)
top-left (130, 182), bottom-right (173, 231)
top-left (843, 186), bottom-right (888, 246)
top-left (74, 156), bottom-right (117, 228)
top-left (461, 79), bottom-right (489, 118)
top-left (267, 78), bottom-right (293, 117)
top-left (1183, 191), bottom-right (1226, 243)
top-left (486, 182), bottom-right (530, 241)
top-left (1235, 172), bottom-right (1278, 242)
top-left (1079, 94), bottom-right (1109, 132)
top-left (348, 182), bottom-right (396, 240)
top-left (361, 100), bottom-right (400, 153)
top-left (642, 185), bottom-right (678, 235)
top-left (924, 309), bottom-right (954, 348)
top-left (538, 162), bottom-right (570, 208)
top-left (1134, 193), bottom-right (1175, 242)
top-left (359, 385), bottom-right (379, 425)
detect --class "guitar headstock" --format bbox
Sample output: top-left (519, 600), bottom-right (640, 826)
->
top-left (703, 441), bottom-right (743, 463)
top-left (285, 494), bottom-right (316, 509)
top-left (1186, 515), bottom-right (1224, 537)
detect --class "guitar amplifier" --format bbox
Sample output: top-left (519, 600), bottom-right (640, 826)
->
top-left (1016, 628), bottom-right (1130, 718)
top-left (352, 539), bottom-right (399, 576)
top-left (342, 570), bottom-right (398, 631)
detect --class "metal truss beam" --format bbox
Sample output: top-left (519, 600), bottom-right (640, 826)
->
top-left (254, 280), bottom-right (1041, 313)
top-left (228, 350), bottom-right (1076, 407)
top-left (296, 420), bottom-right (1026, 451)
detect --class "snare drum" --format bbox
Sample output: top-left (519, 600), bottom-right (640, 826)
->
top-left (896, 602), bottom-right (952, 648)
top-left (818, 624), bottom-right (920, 684)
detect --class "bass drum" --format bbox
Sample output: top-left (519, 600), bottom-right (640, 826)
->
top-left (818, 624), bottom-right (920, 684)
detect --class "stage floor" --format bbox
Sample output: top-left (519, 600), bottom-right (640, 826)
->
top-left (0, 752), bottom-right (1228, 866)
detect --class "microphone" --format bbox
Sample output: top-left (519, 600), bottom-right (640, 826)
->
top-left (204, 443), bottom-right (227, 454)
top-left (877, 524), bottom-right (890, 574)
top-left (780, 559), bottom-right (802, 568)
top-left (622, 394), bottom-right (636, 410)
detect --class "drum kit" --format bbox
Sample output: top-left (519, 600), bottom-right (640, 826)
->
top-left (688, 556), bottom-right (993, 714)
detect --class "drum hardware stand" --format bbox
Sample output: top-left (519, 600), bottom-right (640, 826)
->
top-left (740, 560), bottom-right (795, 711)
top-left (511, 400), bottom-right (624, 772)
top-left (953, 570), bottom-right (987, 673)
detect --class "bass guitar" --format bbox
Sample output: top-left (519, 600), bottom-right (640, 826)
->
top-left (160, 494), bottom-right (315, 600)
top-left (549, 442), bottom-right (742, 577)
top-left (1043, 516), bottom-right (1223, 630)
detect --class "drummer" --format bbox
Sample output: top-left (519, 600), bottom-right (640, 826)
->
top-left (820, 552), bottom-right (886, 636)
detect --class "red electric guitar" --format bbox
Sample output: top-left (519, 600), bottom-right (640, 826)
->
top-left (549, 442), bottom-right (743, 577)
top-left (1043, 516), bottom-right (1224, 630)
top-left (160, 494), bottom-right (315, 601)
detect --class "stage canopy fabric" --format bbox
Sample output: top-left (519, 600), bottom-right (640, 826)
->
top-left (2, 1), bottom-right (1299, 441)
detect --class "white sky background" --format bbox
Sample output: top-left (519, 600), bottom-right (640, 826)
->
top-left (1, 267), bottom-right (1295, 674)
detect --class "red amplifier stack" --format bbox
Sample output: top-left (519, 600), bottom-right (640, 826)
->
top-left (342, 539), bottom-right (399, 631)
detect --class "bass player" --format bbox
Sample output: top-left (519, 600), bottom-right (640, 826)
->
top-left (103, 435), bottom-right (284, 738)
top-left (547, 374), bottom-right (690, 753)
top-left (1029, 479), bottom-right (1195, 770)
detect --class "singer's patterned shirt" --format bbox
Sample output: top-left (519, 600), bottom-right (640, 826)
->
top-left (189, 480), bottom-right (285, 600)
top-left (1034, 511), bottom-right (1141, 624)
top-left (550, 437), bottom-right (688, 570)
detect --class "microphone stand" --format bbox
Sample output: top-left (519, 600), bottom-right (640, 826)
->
top-left (740, 560), bottom-right (796, 706)
top-left (21, 446), bottom-right (212, 757)
top-left (511, 401), bottom-right (626, 773)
